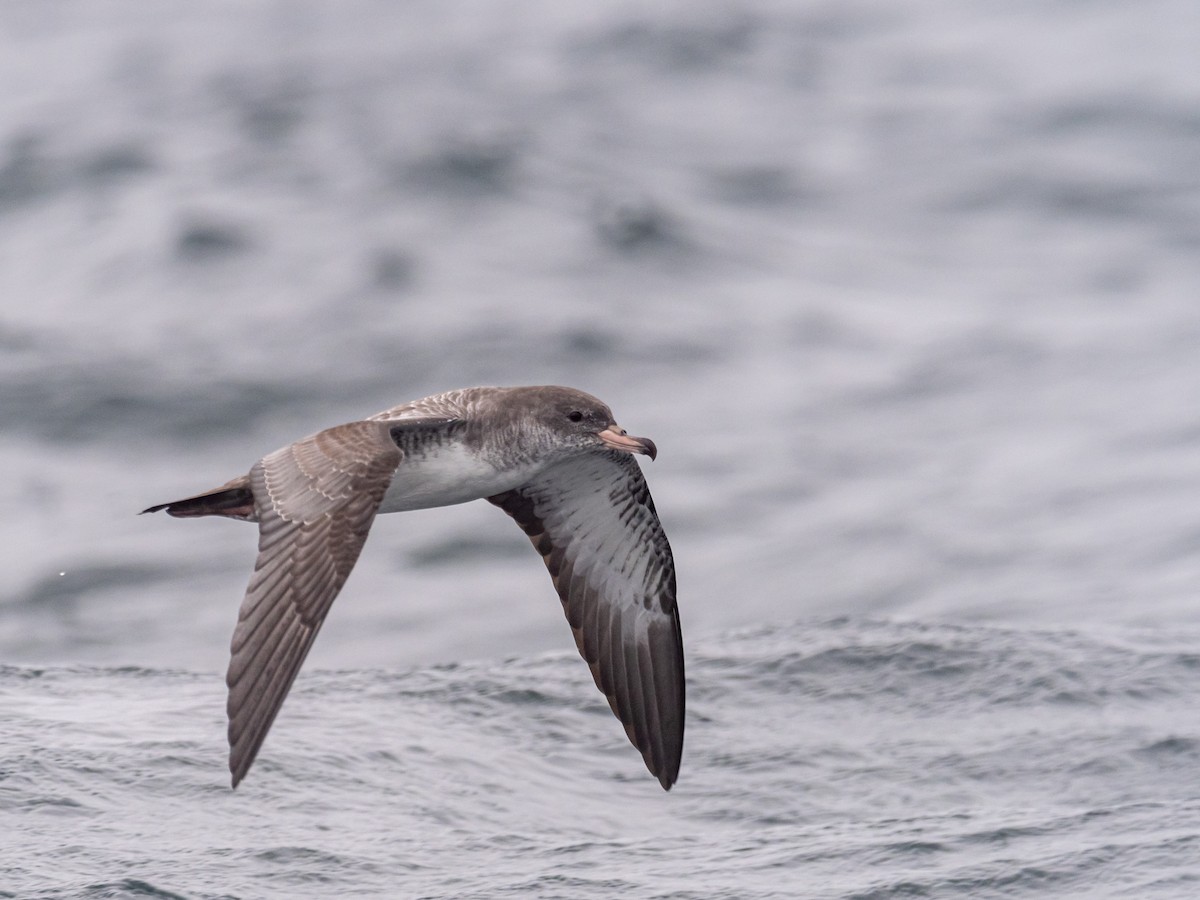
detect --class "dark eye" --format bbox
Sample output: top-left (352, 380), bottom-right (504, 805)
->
top-left (567, 410), bottom-right (584, 423)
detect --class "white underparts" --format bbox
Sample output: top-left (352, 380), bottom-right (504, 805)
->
top-left (377, 442), bottom-right (533, 513)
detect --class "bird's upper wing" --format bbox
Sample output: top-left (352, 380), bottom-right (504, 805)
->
top-left (367, 387), bottom-right (481, 423)
top-left (226, 418), bottom-right (441, 786)
top-left (488, 451), bottom-right (684, 789)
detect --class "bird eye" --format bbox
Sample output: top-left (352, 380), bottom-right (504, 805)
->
top-left (567, 410), bottom-right (584, 422)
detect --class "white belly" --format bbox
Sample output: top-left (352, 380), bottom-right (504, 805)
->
top-left (377, 442), bottom-right (532, 513)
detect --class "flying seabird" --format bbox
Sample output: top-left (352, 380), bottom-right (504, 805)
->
top-left (143, 385), bottom-right (684, 790)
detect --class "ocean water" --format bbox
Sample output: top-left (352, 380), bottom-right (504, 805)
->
top-left (6, 620), bottom-right (1200, 898)
top-left (2, 1), bottom-right (1199, 897)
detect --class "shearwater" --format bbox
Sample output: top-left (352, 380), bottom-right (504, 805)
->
top-left (143, 386), bottom-right (684, 790)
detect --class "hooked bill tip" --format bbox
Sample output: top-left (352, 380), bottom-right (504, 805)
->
top-left (598, 426), bottom-right (657, 459)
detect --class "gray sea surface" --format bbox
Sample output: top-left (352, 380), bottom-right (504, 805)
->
top-left (2, 1), bottom-right (1199, 897)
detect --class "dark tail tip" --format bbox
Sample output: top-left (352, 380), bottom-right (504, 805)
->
top-left (141, 487), bottom-right (255, 520)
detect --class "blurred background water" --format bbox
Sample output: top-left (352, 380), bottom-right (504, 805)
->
top-left (2, 1), bottom-right (1199, 897)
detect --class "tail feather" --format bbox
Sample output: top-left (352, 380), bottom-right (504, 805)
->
top-left (142, 476), bottom-right (256, 521)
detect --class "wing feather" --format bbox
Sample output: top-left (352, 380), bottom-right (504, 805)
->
top-left (225, 419), bottom-right (403, 787)
top-left (489, 451), bottom-right (684, 790)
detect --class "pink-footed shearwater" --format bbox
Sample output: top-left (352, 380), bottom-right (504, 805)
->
top-left (143, 386), bottom-right (684, 790)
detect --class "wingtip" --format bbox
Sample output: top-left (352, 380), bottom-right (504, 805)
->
top-left (655, 755), bottom-right (681, 791)
top-left (229, 743), bottom-right (250, 789)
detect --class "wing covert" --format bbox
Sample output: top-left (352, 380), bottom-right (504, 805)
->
top-left (489, 451), bottom-right (684, 789)
top-left (226, 420), bottom-right (402, 786)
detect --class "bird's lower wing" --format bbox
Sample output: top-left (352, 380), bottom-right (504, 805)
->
top-left (226, 420), bottom-right (404, 786)
top-left (489, 452), bottom-right (684, 789)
